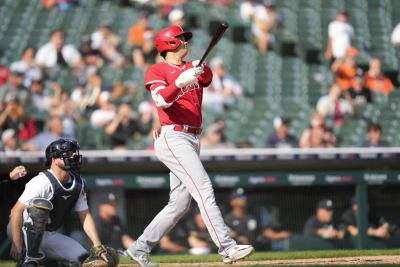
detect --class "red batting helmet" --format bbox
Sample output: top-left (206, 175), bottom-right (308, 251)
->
top-left (155, 26), bottom-right (192, 54)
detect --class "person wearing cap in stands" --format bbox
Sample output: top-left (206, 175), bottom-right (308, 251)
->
top-left (347, 69), bottom-right (371, 106)
top-left (303, 199), bottom-right (344, 239)
top-left (90, 91), bottom-right (116, 128)
top-left (2, 128), bottom-right (19, 152)
top-left (95, 193), bottom-right (135, 250)
top-left (224, 188), bottom-right (258, 245)
top-left (265, 117), bottom-right (298, 148)
top-left (325, 11), bottom-right (354, 61)
top-left (203, 56), bottom-right (243, 112)
top-left (168, 9), bottom-right (185, 28)
top-left (331, 47), bottom-right (359, 91)
top-left (132, 30), bottom-right (160, 71)
top-left (0, 64), bottom-right (30, 109)
top-left (251, 0), bottom-right (281, 54)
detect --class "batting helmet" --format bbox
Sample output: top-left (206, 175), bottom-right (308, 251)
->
top-left (155, 25), bottom-right (192, 54)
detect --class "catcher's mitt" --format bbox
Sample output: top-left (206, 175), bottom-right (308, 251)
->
top-left (82, 245), bottom-right (119, 267)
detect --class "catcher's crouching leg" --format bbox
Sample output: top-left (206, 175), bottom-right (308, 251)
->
top-left (81, 245), bottom-right (119, 267)
top-left (20, 198), bottom-right (53, 267)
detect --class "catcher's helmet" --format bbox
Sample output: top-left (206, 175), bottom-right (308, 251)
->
top-left (45, 138), bottom-right (82, 171)
top-left (155, 25), bottom-right (192, 54)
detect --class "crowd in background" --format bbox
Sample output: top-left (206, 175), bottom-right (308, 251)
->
top-left (0, 0), bottom-right (398, 151)
top-left (83, 188), bottom-right (398, 254)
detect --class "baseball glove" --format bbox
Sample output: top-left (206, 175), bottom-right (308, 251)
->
top-left (82, 245), bottom-right (119, 267)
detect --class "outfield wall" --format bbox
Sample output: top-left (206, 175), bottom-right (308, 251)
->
top-left (1, 147), bottom-right (400, 256)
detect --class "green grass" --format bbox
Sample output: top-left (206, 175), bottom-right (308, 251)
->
top-left (120, 249), bottom-right (400, 263)
top-left (1, 249), bottom-right (400, 266)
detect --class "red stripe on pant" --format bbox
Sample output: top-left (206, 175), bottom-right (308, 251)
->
top-left (164, 134), bottom-right (228, 256)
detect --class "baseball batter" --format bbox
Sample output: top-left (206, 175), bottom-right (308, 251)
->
top-left (125, 26), bottom-right (254, 267)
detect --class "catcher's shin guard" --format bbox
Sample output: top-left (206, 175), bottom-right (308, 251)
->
top-left (21, 198), bottom-right (53, 265)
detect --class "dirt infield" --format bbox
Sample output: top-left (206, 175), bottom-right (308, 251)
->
top-left (119, 255), bottom-right (400, 266)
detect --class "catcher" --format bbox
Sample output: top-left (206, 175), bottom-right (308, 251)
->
top-left (7, 138), bottom-right (118, 267)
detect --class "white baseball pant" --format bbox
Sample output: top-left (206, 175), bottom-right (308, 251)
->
top-left (7, 220), bottom-right (87, 262)
top-left (128, 125), bottom-right (236, 257)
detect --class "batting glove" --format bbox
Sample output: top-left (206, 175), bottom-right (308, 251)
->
top-left (191, 60), bottom-right (204, 76)
top-left (175, 68), bottom-right (199, 88)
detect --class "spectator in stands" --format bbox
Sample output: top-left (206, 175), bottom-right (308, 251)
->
top-left (0, 66), bottom-right (30, 109)
top-left (168, 9), bottom-right (185, 27)
top-left (316, 83), bottom-right (355, 127)
top-left (340, 197), bottom-right (394, 239)
top-left (105, 101), bottom-right (148, 150)
top-left (322, 125), bottom-right (337, 148)
top-left (361, 122), bottom-right (389, 147)
top-left (159, 220), bottom-right (189, 254)
top-left (95, 193), bottom-right (135, 250)
top-left (391, 23), bottom-right (400, 47)
top-left (137, 100), bottom-right (155, 135)
top-left (91, 25), bottom-right (124, 69)
top-left (71, 74), bottom-right (102, 112)
top-left (0, 66), bottom-right (9, 87)
top-left (203, 56), bottom-right (243, 112)
top-left (10, 47), bottom-right (42, 88)
top-left (30, 79), bottom-right (62, 112)
top-left (303, 199), bottom-right (345, 239)
top-left (325, 11), bottom-right (354, 61)
top-left (57, 95), bottom-right (81, 137)
top-left (127, 13), bottom-right (154, 47)
top-left (132, 30), bottom-right (159, 71)
top-left (35, 29), bottom-right (82, 69)
top-left (200, 121), bottom-right (234, 149)
top-left (251, 0), bottom-right (280, 54)
top-left (265, 116), bottom-right (298, 148)
top-left (256, 206), bottom-right (290, 251)
top-left (364, 58), bottom-right (394, 96)
top-left (21, 115), bottom-right (72, 151)
top-left (186, 208), bottom-right (215, 255)
top-left (347, 69), bottom-right (371, 106)
top-left (331, 47), bottom-right (358, 91)
top-left (240, 0), bottom-right (259, 23)
top-left (90, 91), bottom-right (116, 128)
top-left (0, 65), bottom-right (8, 84)
top-left (300, 112), bottom-right (336, 148)
top-left (225, 188), bottom-right (258, 245)
top-left (80, 36), bottom-right (104, 76)
top-left (1, 129), bottom-right (19, 152)
top-left (0, 94), bottom-right (36, 141)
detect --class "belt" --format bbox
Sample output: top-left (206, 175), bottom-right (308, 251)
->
top-left (173, 125), bottom-right (202, 135)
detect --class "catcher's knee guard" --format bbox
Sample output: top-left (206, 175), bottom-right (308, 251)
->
top-left (21, 198), bottom-right (53, 265)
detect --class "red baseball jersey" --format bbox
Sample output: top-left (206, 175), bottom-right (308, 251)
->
top-left (145, 60), bottom-right (213, 127)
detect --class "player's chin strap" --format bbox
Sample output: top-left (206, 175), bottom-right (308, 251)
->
top-left (20, 198), bottom-right (53, 267)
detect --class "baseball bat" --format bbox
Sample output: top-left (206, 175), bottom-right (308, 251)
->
top-left (198, 22), bottom-right (229, 65)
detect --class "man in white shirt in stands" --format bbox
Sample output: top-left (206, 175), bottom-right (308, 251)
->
top-left (8, 139), bottom-right (109, 267)
top-left (203, 56), bottom-right (243, 112)
top-left (391, 23), bottom-right (400, 47)
top-left (35, 29), bottom-right (82, 69)
top-left (325, 11), bottom-right (354, 61)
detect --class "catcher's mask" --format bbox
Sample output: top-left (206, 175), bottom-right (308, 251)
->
top-left (45, 138), bottom-right (82, 171)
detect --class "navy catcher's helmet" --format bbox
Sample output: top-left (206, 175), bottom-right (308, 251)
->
top-left (45, 139), bottom-right (82, 171)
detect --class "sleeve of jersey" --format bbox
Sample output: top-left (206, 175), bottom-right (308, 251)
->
top-left (198, 64), bottom-right (213, 87)
top-left (145, 66), bottom-right (181, 109)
